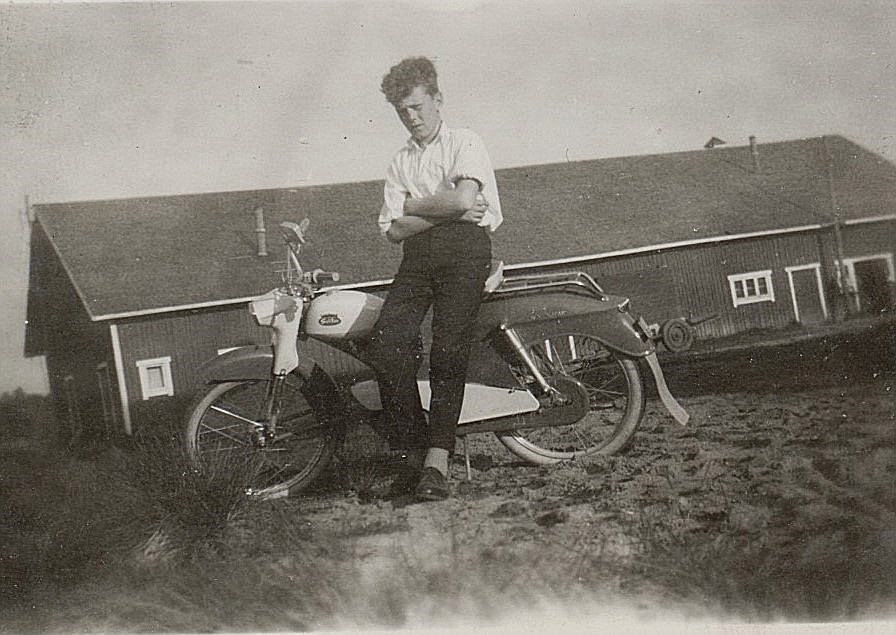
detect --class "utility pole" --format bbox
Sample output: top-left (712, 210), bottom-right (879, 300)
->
top-left (822, 136), bottom-right (854, 317)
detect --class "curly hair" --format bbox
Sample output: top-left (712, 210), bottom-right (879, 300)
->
top-left (381, 57), bottom-right (440, 105)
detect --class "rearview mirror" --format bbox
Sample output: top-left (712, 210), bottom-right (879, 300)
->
top-left (279, 219), bottom-right (310, 249)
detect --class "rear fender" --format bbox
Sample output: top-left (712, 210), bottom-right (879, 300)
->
top-left (489, 304), bottom-right (688, 424)
top-left (644, 351), bottom-right (690, 425)
top-left (505, 304), bottom-right (654, 358)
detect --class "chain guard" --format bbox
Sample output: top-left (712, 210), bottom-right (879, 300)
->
top-left (526, 375), bottom-right (591, 427)
top-left (456, 374), bottom-right (590, 436)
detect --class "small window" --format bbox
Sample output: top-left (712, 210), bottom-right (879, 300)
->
top-left (727, 270), bottom-right (775, 307)
top-left (136, 356), bottom-right (174, 400)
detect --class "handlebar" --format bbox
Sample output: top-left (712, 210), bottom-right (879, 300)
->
top-left (275, 219), bottom-right (340, 290)
top-left (310, 269), bottom-right (340, 285)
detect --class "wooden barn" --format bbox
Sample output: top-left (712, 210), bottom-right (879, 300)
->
top-left (24, 135), bottom-right (896, 439)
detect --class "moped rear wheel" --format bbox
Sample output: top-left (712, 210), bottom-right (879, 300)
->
top-left (498, 332), bottom-right (645, 464)
top-left (184, 376), bottom-right (340, 499)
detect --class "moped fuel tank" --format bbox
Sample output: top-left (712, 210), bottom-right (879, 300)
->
top-left (304, 290), bottom-right (384, 342)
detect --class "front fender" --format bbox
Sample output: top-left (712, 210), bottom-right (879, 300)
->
top-left (188, 345), bottom-right (349, 425)
top-left (190, 345), bottom-right (316, 389)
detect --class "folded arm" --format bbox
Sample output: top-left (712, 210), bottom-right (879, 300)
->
top-left (402, 178), bottom-right (480, 219)
top-left (385, 215), bottom-right (439, 243)
top-left (385, 179), bottom-right (488, 243)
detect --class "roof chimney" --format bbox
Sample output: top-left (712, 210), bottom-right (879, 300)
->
top-left (749, 135), bottom-right (760, 173)
top-left (254, 207), bottom-right (268, 257)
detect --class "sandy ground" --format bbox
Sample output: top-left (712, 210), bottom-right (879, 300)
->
top-left (2, 321), bottom-right (894, 630)
top-left (218, 322), bottom-right (892, 627)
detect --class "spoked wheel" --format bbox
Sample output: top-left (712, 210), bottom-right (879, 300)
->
top-left (498, 332), bottom-right (645, 464)
top-left (184, 375), bottom-right (341, 499)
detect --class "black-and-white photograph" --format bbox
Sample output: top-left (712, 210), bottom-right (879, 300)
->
top-left (1, 1), bottom-right (894, 633)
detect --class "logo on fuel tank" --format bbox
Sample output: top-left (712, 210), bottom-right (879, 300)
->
top-left (318, 313), bottom-right (342, 326)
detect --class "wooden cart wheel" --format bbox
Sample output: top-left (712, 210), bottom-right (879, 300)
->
top-left (660, 318), bottom-right (694, 352)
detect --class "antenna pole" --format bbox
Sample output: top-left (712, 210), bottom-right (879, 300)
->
top-left (822, 136), bottom-right (853, 316)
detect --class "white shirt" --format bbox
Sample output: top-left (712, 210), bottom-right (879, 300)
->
top-left (378, 123), bottom-right (503, 234)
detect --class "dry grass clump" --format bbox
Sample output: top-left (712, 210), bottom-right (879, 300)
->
top-left (1, 414), bottom-right (263, 612)
top-left (628, 480), bottom-right (896, 621)
top-left (122, 433), bottom-right (260, 561)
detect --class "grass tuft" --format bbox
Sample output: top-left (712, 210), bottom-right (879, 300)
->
top-left (120, 433), bottom-right (261, 560)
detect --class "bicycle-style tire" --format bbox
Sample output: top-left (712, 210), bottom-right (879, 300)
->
top-left (183, 377), bottom-right (340, 498)
top-left (498, 331), bottom-right (645, 464)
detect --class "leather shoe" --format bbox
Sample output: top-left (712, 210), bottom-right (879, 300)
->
top-left (415, 467), bottom-right (449, 502)
top-left (387, 466), bottom-right (421, 499)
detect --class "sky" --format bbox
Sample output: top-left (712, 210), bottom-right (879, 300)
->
top-left (1, 0), bottom-right (894, 394)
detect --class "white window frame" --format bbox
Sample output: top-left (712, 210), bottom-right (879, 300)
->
top-left (727, 269), bottom-right (775, 307)
top-left (842, 252), bottom-right (895, 311)
top-left (843, 253), bottom-right (895, 288)
top-left (135, 356), bottom-right (174, 400)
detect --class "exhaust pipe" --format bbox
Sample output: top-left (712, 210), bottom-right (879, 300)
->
top-left (749, 135), bottom-right (760, 173)
top-left (254, 207), bottom-right (268, 257)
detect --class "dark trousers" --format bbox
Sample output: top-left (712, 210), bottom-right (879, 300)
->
top-left (368, 222), bottom-right (492, 451)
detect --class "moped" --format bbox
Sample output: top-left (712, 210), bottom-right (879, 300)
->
top-left (184, 219), bottom-right (689, 499)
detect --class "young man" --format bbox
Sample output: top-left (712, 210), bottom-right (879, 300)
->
top-left (368, 56), bottom-right (502, 501)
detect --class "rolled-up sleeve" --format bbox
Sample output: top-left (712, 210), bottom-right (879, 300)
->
top-left (379, 160), bottom-right (407, 234)
top-left (448, 129), bottom-right (502, 229)
top-left (449, 131), bottom-right (493, 193)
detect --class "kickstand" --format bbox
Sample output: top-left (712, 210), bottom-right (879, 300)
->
top-left (463, 436), bottom-right (472, 481)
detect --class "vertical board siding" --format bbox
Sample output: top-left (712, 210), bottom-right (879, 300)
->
top-left (512, 230), bottom-right (837, 340)
top-left (673, 232), bottom-right (832, 338)
top-left (117, 305), bottom-right (270, 404)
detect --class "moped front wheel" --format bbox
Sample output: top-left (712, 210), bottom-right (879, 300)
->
top-left (498, 332), bottom-right (645, 464)
top-left (184, 376), bottom-right (340, 499)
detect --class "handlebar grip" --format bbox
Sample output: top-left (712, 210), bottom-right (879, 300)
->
top-left (311, 269), bottom-right (340, 284)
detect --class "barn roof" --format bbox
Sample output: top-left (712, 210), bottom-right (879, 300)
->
top-left (28, 135), bottom-right (896, 322)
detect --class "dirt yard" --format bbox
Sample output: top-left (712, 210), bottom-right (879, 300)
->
top-left (1, 322), bottom-right (894, 632)
top-left (233, 321), bottom-right (896, 627)
top-left (296, 343), bottom-right (895, 622)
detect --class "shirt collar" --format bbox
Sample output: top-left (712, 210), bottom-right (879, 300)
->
top-left (406, 121), bottom-right (449, 150)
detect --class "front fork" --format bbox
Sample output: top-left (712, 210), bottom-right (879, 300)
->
top-left (256, 372), bottom-right (289, 446)
top-left (254, 292), bottom-right (304, 446)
